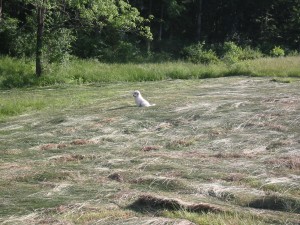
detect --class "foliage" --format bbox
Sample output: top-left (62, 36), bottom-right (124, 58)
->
top-left (220, 42), bottom-right (244, 64)
top-left (182, 42), bottom-right (219, 64)
top-left (97, 41), bottom-right (142, 63)
top-left (0, 17), bottom-right (19, 55)
top-left (43, 28), bottom-right (76, 63)
top-left (0, 0), bottom-right (152, 74)
top-left (219, 42), bottom-right (263, 64)
top-left (270, 46), bottom-right (285, 57)
top-left (0, 57), bottom-right (36, 88)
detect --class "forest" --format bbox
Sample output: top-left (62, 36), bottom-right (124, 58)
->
top-left (0, 0), bottom-right (300, 77)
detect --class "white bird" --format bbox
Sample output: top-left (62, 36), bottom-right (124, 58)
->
top-left (133, 90), bottom-right (155, 107)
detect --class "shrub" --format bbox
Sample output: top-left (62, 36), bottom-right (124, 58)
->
top-left (220, 42), bottom-right (263, 64)
top-left (286, 50), bottom-right (299, 56)
top-left (2, 74), bottom-right (37, 88)
top-left (43, 28), bottom-right (75, 63)
top-left (0, 57), bottom-right (36, 88)
top-left (270, 46), bottom-right (285, 57)
top-left (182, 42), bottom-right (219, 64)
top-left (221, 42), bottom-right (244, 64)
top-left (239, 46), bottom-right (263, 60)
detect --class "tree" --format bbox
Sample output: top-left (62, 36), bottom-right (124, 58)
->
top-left (0, 0), bottom-right (2, 22)
top-left (1, 0), bottom-right (152, 75)
top-left (36, 0), bottom-right (46, 77)
top-left (71, 0), bottom-right (152, 61)
top-left (196, 0), bottom-right (203, 41)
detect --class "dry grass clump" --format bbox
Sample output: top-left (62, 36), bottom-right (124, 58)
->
top-left (108, 172), bottom-right (124, 182)
top-left (211, 152), bottom-right (253, 159)
top-left (70, 139), bottom-right (94, 145)
top-left (166, 138), bottom-right (195, 149)
top-left (132, 176), bottom-right (189, 192)
top-left (141, 145), bottom-right (162, 151)
top-left (49, 154), bottom-right (85, 162)
top-left (265, 156), bottom-right (300, 170)
top-left (223, 173), bottom-right (246, 182)
top-left (38, 138), bottom-right (98, 150)
top-left (40, 143), bottom-right (60, 150)
top-left (128, 194), bottom-right (224, 213)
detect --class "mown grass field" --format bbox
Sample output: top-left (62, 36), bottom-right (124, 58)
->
top-left (0, 77), bottom-right (300, 224)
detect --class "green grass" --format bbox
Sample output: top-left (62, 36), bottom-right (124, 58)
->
top-left (1, 56), bottom-right (300, 88)
top-left (229, 56), bottom-right (300, 77)
top-left (0, 77), bottom-right (300, 224)
top-left (162, 211), bottom-right (272, 225)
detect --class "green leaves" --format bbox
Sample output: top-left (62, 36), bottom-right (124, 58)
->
top-left (77, 0), bottom-right (152, 39)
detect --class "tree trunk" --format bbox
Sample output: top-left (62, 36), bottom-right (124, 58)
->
top-left (36, 2), bottom-right (46, 77)
top-left (196, 0), bottom-right (203, 41)
top-left (0, 0), bottom-right (3, 22)
top-left (158, 3), bottom-right (164, 41)
top-left (146, 0), bottom-right (152, 54)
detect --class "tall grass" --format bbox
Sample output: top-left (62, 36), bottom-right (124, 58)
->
top-left (231, 56), bottom-right (300, 77)
top-left (0, 56), bottom-right (300, 88)
top-left (41, 60), bottom-right (228, 84)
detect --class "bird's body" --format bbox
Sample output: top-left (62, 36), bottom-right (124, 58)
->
top-left (133, 90), bottom-right (155, 107)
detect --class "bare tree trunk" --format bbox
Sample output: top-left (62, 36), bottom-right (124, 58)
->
top-left (196, 0), bottom-right (203, 41)
top-left (146, 0), bottom-right (152, 54)
top-left (0, 0), bottom-right (3, 22)
top-left (36, 1), bottom-right (46, 77)
top-left (158, 3), bottom-right (164, 41)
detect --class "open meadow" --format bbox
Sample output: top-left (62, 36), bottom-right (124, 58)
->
top-left (0, 77), bottom-right (300, 224)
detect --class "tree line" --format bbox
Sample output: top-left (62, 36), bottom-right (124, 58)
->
top-left (0, 0), bottom-right (299, 76)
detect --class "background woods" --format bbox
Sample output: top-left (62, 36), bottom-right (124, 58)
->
top-left (0, 0), bottom-right (300, 76)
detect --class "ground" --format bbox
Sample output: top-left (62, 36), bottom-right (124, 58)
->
top-left (0, 77), bottom-right (299, 224)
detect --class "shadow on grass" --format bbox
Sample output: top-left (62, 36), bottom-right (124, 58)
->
top-left (128, 194), bottom-right (223, 214)
top-left (107, 105), bottom-right (136, 111)
top-left (248, 195), bottom-right (300, 213)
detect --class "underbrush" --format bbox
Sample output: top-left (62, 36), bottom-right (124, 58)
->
top-left (0, 56), bottom-right (300, 88)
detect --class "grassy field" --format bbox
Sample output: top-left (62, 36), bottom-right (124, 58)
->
top-left (0, 77), bottom-right (300, 224)
top-left (0, 56), bottom-right (300, 88)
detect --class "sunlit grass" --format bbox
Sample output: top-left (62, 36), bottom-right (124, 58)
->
top-left (1, 56), bottom-right (299, 88)
top-left (162, 210), bottom-right (271, 225)
top-left (231, 56), bottom-right (300, 77)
